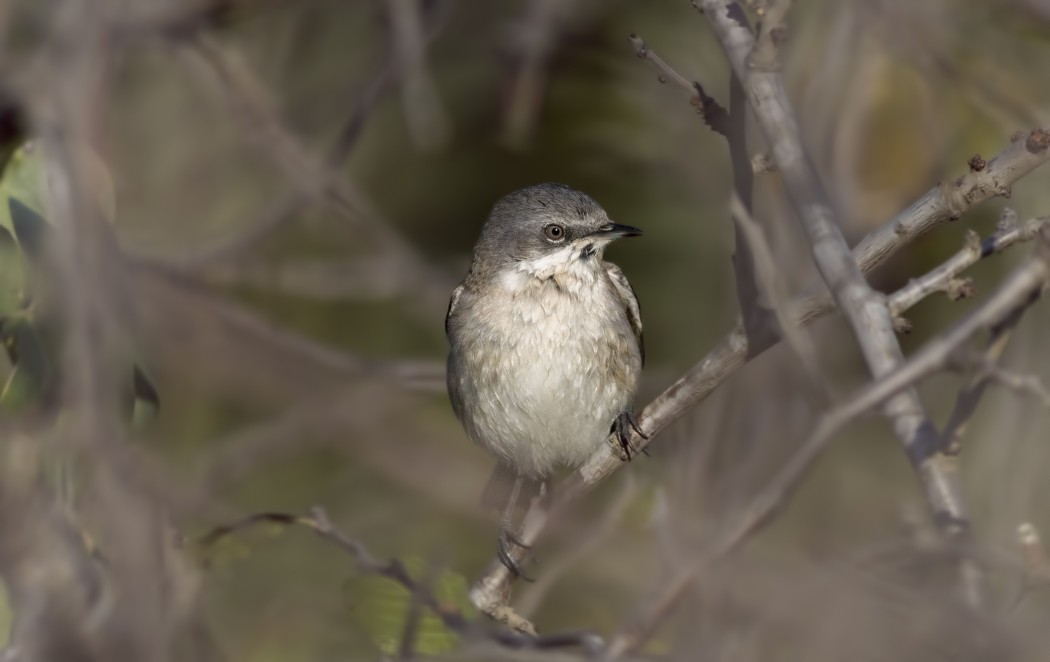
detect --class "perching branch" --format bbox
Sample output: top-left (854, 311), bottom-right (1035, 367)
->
top-left (470, 59), bottom-right (1050, 633)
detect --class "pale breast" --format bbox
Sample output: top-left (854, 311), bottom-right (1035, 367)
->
top-left (447, 262), bottom-right (642, 478)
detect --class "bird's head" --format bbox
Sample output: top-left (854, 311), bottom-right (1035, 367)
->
top-left (474, 183), bottom-right (641, 278)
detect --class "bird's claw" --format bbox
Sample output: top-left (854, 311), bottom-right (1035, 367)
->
top-left (497, 525), bottom-right (536, 581)
top-left (611, 410), bottom-right (649, 461)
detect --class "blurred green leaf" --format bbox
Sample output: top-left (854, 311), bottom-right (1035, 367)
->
top-left (0, 148), bottom-right (159, 423)
top-left (130, 364), bottom-right (161, 431)
top-left (0, 142), bottom-right (116, 238)
top-left (0, 225), bottom-right (22, 318)
top-left (0, 314), bottom-right (53, 411)
top-left (342, 557), bottom-right (476, 656)
top-left (0, 144), bottom-right (46, 235)
top-left (8, 197), bottom-right (48, 261)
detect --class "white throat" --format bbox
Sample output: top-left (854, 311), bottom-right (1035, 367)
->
top-left (499, 241), bottom-right (609, 290)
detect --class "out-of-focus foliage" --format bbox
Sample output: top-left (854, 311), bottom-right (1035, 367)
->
top-left (0, 162), bottom-right (154, 420)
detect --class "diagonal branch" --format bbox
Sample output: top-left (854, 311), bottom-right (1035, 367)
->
top-left (890, 215), bottom-right (1049, 320)
top-left (697, 0), bottom-right (978, 604)
top-left (730, 194), bottom-right (826, 396)
top-left (627, 33), bottom-right (729, 136)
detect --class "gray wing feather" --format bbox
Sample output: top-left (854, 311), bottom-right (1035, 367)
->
top-left (445, 284), bottom-right (464, 338)
top-left (604, 263), bottom-right (644, 367)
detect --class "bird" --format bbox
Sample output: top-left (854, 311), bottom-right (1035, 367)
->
top-left (445, 183), bottom-right (644, 579)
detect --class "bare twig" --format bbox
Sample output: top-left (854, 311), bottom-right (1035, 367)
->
top-left (132, 258), bottom-right (447, 392)
top-left (937, 228), bottom-right (1041, 455)
top-left (627, 33), bottom-right (729, 136)
top-left (176, 33), bottom-right (457, 319)
top-left (729, 194), bottom-right (826, 396)
top-left (629, 29), bottom-right (774, 359)
top-left (979, 363), bottom-right (1050, 408)
top-left (849, 126), bottom-right (1050, 281)
top-left (175, 1), bottom-right (447, 269)
top-left (500, 0), bottom-right (581, 148)
top-left (515, 476), bottom-right (639, 618)
top-left (385, 0), bottom-right (450, 150)
top-left (889, 216), bottom-right (1049, 318)
top-left (199, 508), bottom-right (606, 655)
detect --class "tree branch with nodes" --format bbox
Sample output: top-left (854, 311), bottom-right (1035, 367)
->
top-left (601, 225), bottom-right (1050, 660)
top-left (468, 1), bottom-right (1050, 632)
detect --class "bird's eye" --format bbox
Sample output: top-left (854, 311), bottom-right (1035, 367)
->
top-left (544, 224), bottom-right (566, 242)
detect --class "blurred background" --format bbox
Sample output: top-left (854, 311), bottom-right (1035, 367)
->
top-left (1, 0), bottom-right (1050, 659)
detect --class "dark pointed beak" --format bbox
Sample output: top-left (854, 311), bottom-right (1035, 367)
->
top-left (592, 222), bottom-right (643, 238)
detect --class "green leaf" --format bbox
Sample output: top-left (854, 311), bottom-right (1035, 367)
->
top-left (342, 557), bottom-right (477, 656)
top-left (8, 197), bottom-right (48, 260)
top-left (129, 364), bottom-right (160, 430)
top-left (0, 142), bottom-right (116, 239)
top-left (0, 143), bottom-right (46, 237)
top-left (0, 315), bottom-right (53, 412)
top-left (0, 225), bottom-right (22, 317)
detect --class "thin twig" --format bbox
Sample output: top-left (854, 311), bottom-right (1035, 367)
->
top-left (172, 33), bottom-right (457, 323)
top-left (980, 363), bottom-right (1050, 408)
top-left (889, 216), bottom-right (1049, 319)
top-left (729, 194), bottom-right (826, 397)
top-left (515, 476), bottom-right (639, 618)
top-left (629, 29), bottom-right (774, 359)
top-left (627, 33), bottom-right (729, 135)
top-left (385, 0), bottom-right (450, 150)
top-left (936, 220), bottom-right (1040, 455)
top-left (198, 508), bottom-right (606, 655)
top-left (175, 1), bottom-right (447, 269)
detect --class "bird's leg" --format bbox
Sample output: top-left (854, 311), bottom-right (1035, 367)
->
top-left (497, 473), bottom-right (535, 582)
top-left (611, 409), bottom-right (650, 461)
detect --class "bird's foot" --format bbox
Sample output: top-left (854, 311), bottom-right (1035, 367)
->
top-left (610, 410), bottom-right (649, 461)
top-left (497, 525), bottom-right (536, 581)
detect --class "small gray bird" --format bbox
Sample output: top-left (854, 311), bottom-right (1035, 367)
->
top-left (445, 183), bottom-right (644, 578)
